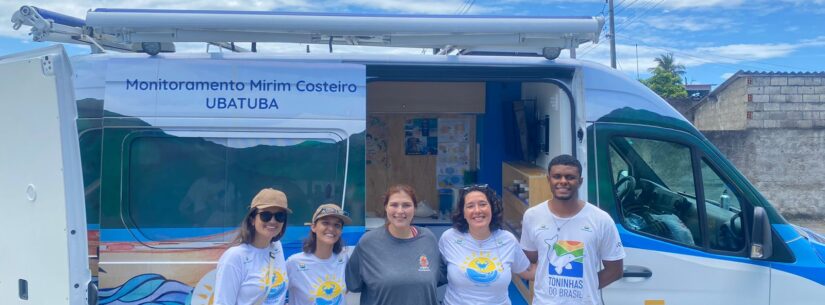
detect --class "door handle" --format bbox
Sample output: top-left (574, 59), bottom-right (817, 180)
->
top-left (623, 270), bottom-right (652, 278)
top-left (622, 265), bottom-right (652, 279)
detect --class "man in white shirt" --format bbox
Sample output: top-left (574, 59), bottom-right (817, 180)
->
top-left (521, 155), bottom-right (625, 305)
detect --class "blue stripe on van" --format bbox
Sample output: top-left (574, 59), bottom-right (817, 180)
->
top-left (620, 225), bottom-right (825, 286)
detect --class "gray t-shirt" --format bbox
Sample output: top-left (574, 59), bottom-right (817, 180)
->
top-left (345, 226), bottom-right (444, 305)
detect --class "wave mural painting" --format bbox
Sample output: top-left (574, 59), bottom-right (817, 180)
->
top-left (98, 274), bottom-right (193, 305)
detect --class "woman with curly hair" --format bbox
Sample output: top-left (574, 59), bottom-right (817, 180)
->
top-left (438, 184), bottom-right (535, 305)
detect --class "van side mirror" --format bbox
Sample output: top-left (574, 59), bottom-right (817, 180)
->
top-left (750, 206), bottom-right (773, 260)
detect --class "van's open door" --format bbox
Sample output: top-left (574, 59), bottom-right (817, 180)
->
top-left (0, 45), bottom-right (92, 305)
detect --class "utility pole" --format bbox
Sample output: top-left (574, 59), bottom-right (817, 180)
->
top-left (609, 0), bottom-right (617, 69)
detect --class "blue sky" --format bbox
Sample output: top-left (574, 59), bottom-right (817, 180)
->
top-left (2, 0), bottom-right (824, 86)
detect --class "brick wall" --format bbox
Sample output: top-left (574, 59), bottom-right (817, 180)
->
top-left (744, 75), bottom-right (825, 129)
top-left (694, 77), bottom-right (748, 130)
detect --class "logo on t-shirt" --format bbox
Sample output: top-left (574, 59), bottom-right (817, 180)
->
top-left (261, 267), bottom-right (287, 303)
top-left (544, 239), bottom-right (585, 299)
top-left (547, 240), bottom-right (584, 277)
top-left (310, 275), bottom-right (344, 305)
top-left (418, 255), bottom-right (431, 271)
top-left (297, 262), bottom-right (308, 271)
top-left (462, 252), bottom-right (502, 285)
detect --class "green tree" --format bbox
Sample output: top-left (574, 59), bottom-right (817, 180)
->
top-left (649, 52), bottom-right (686, 75)
top-left (643, 67), bottom-right (688, 99)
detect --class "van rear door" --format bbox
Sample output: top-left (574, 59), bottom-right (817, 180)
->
top-left (0, 45), bottom-right (92, 305)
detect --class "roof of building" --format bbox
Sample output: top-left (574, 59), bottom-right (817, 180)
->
top-left (693, 70), bottom-right (825, 111)
top-left (684, 84), bottom-right (712, 90)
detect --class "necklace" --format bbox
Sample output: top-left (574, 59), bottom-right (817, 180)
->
top-left (550, 214), bottom-right (573, 233)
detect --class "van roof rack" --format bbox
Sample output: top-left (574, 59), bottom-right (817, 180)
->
top-left (11, 5), bottom-right (604, 58)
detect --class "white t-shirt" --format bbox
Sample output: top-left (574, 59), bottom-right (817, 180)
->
top-left (286, 251), bottom-right (349, 305)
top-left (439, 228), bottom-right (530, 305)
top-left (214, 242), bottom-right (289, 305)
top-left (520, 202), bottom-right (625, 305)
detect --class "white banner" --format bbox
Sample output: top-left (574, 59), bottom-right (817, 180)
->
top-left (105, 58), bottom-right (365, 119)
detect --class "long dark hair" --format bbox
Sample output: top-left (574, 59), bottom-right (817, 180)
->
top-left (232, 208), bottom-right (288, 245)
top-left (451, 185), bottom-right (503, 233)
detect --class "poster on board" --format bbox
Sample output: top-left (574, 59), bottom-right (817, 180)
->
top-left (404, 118), bottom-right (438, 155)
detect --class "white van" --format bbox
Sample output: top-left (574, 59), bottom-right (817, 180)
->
top-left (1, 6), bottom-right (823, 305)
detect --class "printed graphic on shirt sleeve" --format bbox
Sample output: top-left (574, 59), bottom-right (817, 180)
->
top-left (310, 275), bottom-right (345, 305)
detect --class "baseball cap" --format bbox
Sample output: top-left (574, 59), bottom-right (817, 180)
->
top-left (312, 203), bottom-right (352, 225)
top-left (250, 188), bottom-right (292, 213)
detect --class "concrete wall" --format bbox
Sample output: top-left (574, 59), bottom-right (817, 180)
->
top-left (665, 97), bottom-right (702, 121)
top-left (703, 129), bottom-right (825, 218)
top-left (745, 75), bottom-right (825, 129)
top-left (694, 78), bottom-right (748, 130)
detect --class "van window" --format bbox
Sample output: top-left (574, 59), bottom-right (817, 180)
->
top-left (700, 159), bottom-right (745, 252)
top-left (608, 145), bottom-right (629, 184)
top-left (125, 135), bottom-right (347, 242)
top-left (610, 137), bottom-right (703, 247)
top-left (79, 129), bottom-right (101, 225)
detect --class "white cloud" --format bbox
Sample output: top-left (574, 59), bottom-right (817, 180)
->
top-left (693, 43), bottom-right (797, 63)
top-left (578, 39), bottom-right (820, 75)
top-left (643, 15), bottom-right (736, 32)
top-left (658, 0), bottom-right (746, 9)
top-left (341, 0), bottom-right (495, 14)
top-left (721, 72), bottom-right (735, 80)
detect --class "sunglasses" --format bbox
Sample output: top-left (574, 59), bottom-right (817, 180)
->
top-left (317, 207), bottom-right (349, 216)
top-left (459, 184), bottom-right (490, 196)
top-left (257, 211), bottom-right (287, 223)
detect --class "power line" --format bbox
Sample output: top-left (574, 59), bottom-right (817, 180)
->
top-left (619, 35), bottom-right (809, 71)
top-left (616, 0), bottom-right (643, 15)
top-left (455, 0), bottom-right (476, 15)
top-left (616, 0), bottom-right (665, 33)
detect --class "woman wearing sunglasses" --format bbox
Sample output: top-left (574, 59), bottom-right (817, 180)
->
top-left (346, 184), bottom-right (445, 305)
top-left (286, 203), bottom-right (351, 305)
top-left (214, 188), bottom-right (291, 305)
top-left (439, 185), bottom-right (535, 305)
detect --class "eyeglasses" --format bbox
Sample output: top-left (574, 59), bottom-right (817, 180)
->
top-left (257, 211), bottom-right (287, 223)
top-left (459, 184), bottom-right (489, 196)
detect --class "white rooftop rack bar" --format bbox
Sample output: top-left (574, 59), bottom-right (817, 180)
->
top-left (12, 5), bottom-right (604, 58)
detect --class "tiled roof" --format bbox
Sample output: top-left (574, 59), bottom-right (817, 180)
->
top-left (737, 71), bottom-right (825, 76)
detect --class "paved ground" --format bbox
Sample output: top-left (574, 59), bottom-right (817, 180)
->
top-left (786, 217), bottom-right (825, 235)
